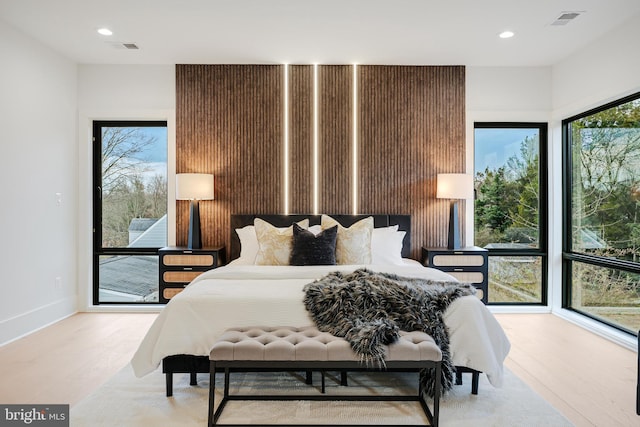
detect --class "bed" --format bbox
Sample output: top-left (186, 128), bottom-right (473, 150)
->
top-left (131, 214), bottom-right (510, 395)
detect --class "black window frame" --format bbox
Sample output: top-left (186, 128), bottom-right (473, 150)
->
top-left (562, 91), bottom-right (640, 334)
top-left (474, 122), bottom-right (549, 306)
top-left (92, 120), bottom-right (168, 305)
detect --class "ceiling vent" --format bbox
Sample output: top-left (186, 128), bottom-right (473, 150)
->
top-left (551, 11), bottom-right (583, 26)
top-left (107, 42), bottom-right (140, 50)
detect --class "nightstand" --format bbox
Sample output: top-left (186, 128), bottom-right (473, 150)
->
top-left (422, 246), bottom-right (488, 304)
top-left (158, 246), bottom-right (225, 303)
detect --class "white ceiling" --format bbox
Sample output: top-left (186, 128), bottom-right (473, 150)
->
top-left (1, 0), bottom-right (639, 66)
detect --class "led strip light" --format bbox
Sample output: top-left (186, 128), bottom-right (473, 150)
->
top-left (283, 64), bottom-right (290, 215)
top-left (352, 63), bottom-right (358, 215)
top-left (313, 63), bottom-right (319, 215)
top-left (283, 63), bottom-right (358, 215)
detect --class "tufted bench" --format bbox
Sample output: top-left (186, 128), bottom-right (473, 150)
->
top-left (208, 326), bottom-right (442, 427)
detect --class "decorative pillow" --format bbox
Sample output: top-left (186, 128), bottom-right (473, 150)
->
top-left (371, 226), bottom-right (406, 265)
top-left (321, 215), bottom-right (373, 264)
top-left (290, 224), bottom-right (338, 266)
top-left (234, 225), bottom-right (259, 264)
top-left (308, 224), bottom-right (323, 235)
top-left (254, 218), bottom-right (310, 265)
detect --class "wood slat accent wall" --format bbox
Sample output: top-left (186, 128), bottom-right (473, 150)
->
top-left (358, 66), bottom-right (465, 259)
top-left (175, 64), bottom-right (465, 258)
top-left (176, 65), bottom-right (283, 249)
top-left (288, 65), bottom-right (314, 214)
top-left (319, 65), bottom-right (353, 214)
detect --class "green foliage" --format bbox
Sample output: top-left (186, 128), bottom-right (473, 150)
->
top-left (475, 168), bottom-right (511, 234)
top-left (570, 99), bottom-right (640, 262)
top-left (474, 135), bottom-right (539, 248)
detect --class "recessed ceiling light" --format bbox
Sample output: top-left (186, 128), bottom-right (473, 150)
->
top-left (499, 31), bottom-right (515, 39)
top-left (97, 28), bottom-right (113, 36)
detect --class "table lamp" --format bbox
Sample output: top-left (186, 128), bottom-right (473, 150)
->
top-left (176, 173), bottom-right (214, 249)
top-left (436, 173), bottom-right (474, 249)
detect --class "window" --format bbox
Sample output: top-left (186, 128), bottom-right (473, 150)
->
top-left (474, 123), bottom-right (548, 304)
top-left (93, 121), bottom-right (168, 304)
top-left (563, 93), bottom-right (640, 333)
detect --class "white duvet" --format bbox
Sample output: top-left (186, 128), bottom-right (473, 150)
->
top-left (131, 263), bottom-right (511, 387)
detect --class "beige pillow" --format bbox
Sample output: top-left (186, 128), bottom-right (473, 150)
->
top-left (254, 218), bottom-right (310, 265)
top-left (321, 215), bottom-right (373, 264)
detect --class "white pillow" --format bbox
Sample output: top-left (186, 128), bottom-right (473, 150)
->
top-left (235, 225), bottom-right (259, 265)
top-left (371, 226), bottom-right (406, 265)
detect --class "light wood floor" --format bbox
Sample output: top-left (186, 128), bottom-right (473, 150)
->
top-left (0, 313), bottom-right (636, 426)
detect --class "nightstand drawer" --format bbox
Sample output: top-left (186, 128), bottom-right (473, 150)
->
top-left (162, 254), bottom-right (215, 267)
top-left (432, 254), bottom-right (485, 267)
top-left (447, 271), bottom-right (485, 284)
top-left (163, 287), bottom-right (185, 300)
top-left (422, 246), bottom-right (489, 304)
top-left (158, 246), bottom-right (225, 304)
top-left (163, 271), bottom-right (203, 283)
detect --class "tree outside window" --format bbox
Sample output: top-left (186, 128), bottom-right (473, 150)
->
top-left (474, 124), bottom-right (546, 304)
top-left (566, 98), bottom-right (640, 332)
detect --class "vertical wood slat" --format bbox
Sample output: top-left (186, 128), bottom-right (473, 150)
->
top-left (358, 66), bottom-right (465, 259)
top-left (176, 64), bottom-right (465, 259)
top-left (176, 65), bottom-right (283, 251)
top-left (289, 65), bottom-right (314, 214)
top-left (319, 65), bottom-right (353, 214)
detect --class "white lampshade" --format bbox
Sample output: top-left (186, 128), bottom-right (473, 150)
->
top-left (436, 173), bottom-right (474, 200)
top-left (176, 173), bottom-right (214, 200)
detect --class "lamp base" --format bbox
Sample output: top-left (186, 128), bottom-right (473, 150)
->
top-left (187, 200), bottom-right (202, 249)
top-left (447, 200), bottom-right (462, 250)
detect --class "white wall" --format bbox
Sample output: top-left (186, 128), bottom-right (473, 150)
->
top-left (465, 66), bottom-right (554, 313)
top-left (77, 64), bottom-right (175, 310)
top-left (0, 20), bottom-right (78, 344)
top-left (552, 13), bottom-right (640, 119)
top-left (467, 66), bottom-right (552, 115)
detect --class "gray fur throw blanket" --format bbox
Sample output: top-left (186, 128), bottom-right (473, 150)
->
top-left (303, 268), bottom-right (476, 397)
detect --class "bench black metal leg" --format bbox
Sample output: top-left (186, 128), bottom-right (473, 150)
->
top-left (166, 373), bottom-right (173, 397)
top-left (340, 370), bottom-right (348, 386)
top-left (191, 371), bottom-right (198, 386)
top-left (433, 362), bottom-right (441, 427)
top-left (305, 370), bottom-right (312, 384)
top-left (208, 363), bottom-right (215, 427)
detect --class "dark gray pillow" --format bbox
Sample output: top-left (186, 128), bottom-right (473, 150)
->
top-left (290, 224), bottom-right (338, 265)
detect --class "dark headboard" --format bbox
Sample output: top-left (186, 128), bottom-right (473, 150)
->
top-left (230, 214), bottom-right (411, 261)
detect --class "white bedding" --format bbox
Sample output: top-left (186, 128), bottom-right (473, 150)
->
top-left (131, 263), bottom-right (511, 387)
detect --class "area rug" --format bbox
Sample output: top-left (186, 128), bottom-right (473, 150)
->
top-left (71, 365), bottom-right (573, 426)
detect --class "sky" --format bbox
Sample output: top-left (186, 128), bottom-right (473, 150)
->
top-left (141, 126), bottom-right (168, 163)
top-left (474, 127), bottom-right (539, 174)
top-left (107, 126), bottom-right (168, 185)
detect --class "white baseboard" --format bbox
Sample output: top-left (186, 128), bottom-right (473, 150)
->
top-left (552, 308), bottom-right (638, 351)
top-left (0, 297), bottom-right (77, 347)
